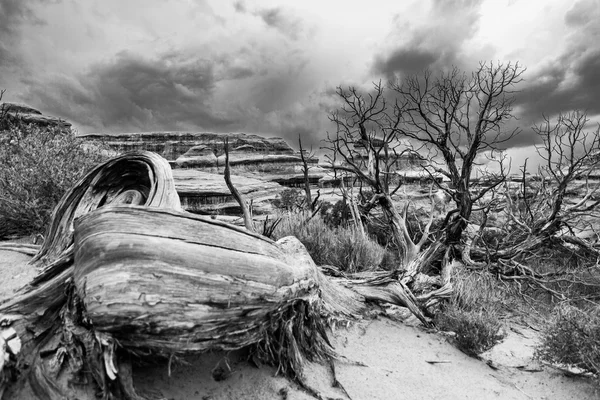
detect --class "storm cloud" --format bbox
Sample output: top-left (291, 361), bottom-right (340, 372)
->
top-left (516, 0), bottom-right (600, 123)
top-left (373, 0), bottom-right (485, 79)
top-left (1, 0), bottom-right (598, 157)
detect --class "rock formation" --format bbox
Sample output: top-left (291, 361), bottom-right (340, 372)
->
top-left (0, 103), bottom-right (72, 129)
top-left (81, 132), bottom-right (294, 162)
top-left (173, 169), bottom-right (282, 216)
top-left (82, 131), bottom-right (321, 216)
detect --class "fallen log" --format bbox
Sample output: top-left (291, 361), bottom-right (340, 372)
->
top-left (0, 152), bottom-right (350, 399)
top-left (73, 206), bottom-right (321, 354)
top-left (0, 150), bottom-right (437, 399)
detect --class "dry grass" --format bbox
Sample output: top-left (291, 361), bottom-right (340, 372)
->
top-left (273, 213), bottom-right (384, 273)
top-left (435, 267), bottom-right (510, 356)
top-left (435, 307), bottom-right (505, 356)
top-left (536, 304), bottom-right (600, 378)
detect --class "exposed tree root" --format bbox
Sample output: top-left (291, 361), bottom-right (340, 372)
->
top-left (0, 243), bottom-right (40, 256)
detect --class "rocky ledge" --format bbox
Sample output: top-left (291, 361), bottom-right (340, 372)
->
top-left (81, 132), bottom-right (295, 162)
top-left (0, 103), bottom-right (72, 129)
top-left (173, 169), bottom-right (282, 216)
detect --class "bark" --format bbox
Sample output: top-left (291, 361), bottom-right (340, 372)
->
top-left (223, 138), bottom-right (255, 231)
top-left (0, 150), bottom-right (442, 399)
top-left (298, 136), bottom-right (313, 211)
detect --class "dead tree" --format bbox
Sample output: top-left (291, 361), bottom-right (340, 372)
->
top-left (392, 61), bottom-right (525, 248)
top-left (298, 135), bottom-right (316, 211)
top-left (223, 138), bottom-right (255, 232)
top-left (324, 82), bottom-right (434, 269)
top-left (475, 111), bottom-right (600, 266)
top-left (0, 151), bottom-right (436, 400)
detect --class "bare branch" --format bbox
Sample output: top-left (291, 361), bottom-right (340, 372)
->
top-left (223, 138), bottom-right (255, 232)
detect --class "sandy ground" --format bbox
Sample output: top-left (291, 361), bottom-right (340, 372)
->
top-left (1, 247), bottom-right (598, 400)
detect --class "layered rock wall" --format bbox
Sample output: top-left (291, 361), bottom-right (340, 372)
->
top-left (81, 132), bottom-right (294, 162)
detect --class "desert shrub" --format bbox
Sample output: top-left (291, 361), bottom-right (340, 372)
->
top-left (272, 188), bottom-right (304, 211)
top-left (436, 305), bottom-right (505, 356)
top-left (379, 248), bottom-right (402, 270)
top-left (327, 227), bottom-right (384, 273)
top-left (320, 199), bottom-right (351, 228)
top-left (273, 213), bottom-right (383, 272)
top-left (435, 267), bottom-right (509, 356)
top-left (535, 304), bottom-right (600, 377)
top-left (0, 122), bottom-right (107, 238)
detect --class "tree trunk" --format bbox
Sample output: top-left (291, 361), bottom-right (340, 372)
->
top-left (0, 150), bottom-right (445, 399)
top-left (444, 192), bottom-right (472, 246)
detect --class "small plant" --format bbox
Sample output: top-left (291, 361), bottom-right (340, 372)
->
top-left (535, 304), bottom-right (600, 377)
top-left (0, 121), bottom-right (107, 238)
top-left (435, 268), bottom-right (508, 356)
top-left (320, 199), bottom-right (351, 228)
top-left (436, 305), bottom-right (505, 356)
top-left (272, 188), bottom-right (304, 212)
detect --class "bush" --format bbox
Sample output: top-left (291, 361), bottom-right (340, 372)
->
top-left (320, 199), bottom-right (351, 228)
top-left (435, 267), bottom-right (509, 356)
top-left (272, 188), bottom-right (304, 212)
top-left (536, 304), bottom-right (600, 377)
top-left (273, 213), bottom-right (383, 273)
top-left (436, 306), bottom-right (505, 356)
top-left (0, 122), bottom-right (107, 238)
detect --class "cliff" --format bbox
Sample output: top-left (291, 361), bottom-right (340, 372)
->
top-left (173, 169), bottom-right (281, 216)
top-left (80, 131), bottom-right (322, 215)
top-left (81, 132), bottom-right (294, 162)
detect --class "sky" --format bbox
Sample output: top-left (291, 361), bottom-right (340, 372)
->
top-left (1, 0), bottom-right (599, 169)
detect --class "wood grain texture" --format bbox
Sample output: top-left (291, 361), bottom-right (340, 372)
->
top-left (73, 207), bottom-right (320, 353)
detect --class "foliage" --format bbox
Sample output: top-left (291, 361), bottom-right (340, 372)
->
top-left (0, 121), bottom-right (107, 238)
top-left (320, 199), bottom-right (352, 228)
top-left (536, 304), bottom-right (600, 377)
top-left (272, 188), bottom-right (304, 212)
top-left (274, 213), bottom-right (384, 273)
top-left (435, 306), bottom-right (505, 356)
top-left (435, 267), bottom-right (509, 356)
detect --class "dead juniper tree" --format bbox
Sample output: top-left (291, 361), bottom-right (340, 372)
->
top-left (323, 63), bottom-right (527, 311)
top-left (324, 81), bottom-right (435, 270)
top-left (298, 135), bottom-right (321, 218)
top-left (391, 62), bottom-right (525, 264)
top-left (472, 111), bottom-right (600, 291)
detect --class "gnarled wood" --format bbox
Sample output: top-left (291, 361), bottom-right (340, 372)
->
top-left (0, 150), bottom-right (444, 400)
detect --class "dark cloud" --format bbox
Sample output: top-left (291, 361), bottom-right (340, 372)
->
top-left (515, 0), bottom-right (600, 123)
top-left (515, 50), bottom-right (600, 121)
top-left (515, 0), bottom-right (600, 126)
top-left (18, 49), bottom-right (329, 151)
top-left (255, 7), bottom-right (303, 40)
top-left (565, 0), bottom-right (596, 27)
top-left (373, 48), bottom-right (438, 79)
top-left (22, 51), bottom-right (239, 132)
top-left (0, 0), bottom-right (45, 69)
top-left (0, 0), bottom-right (41, 36)
top-left (372, 0), bottom-right (484, 79)
top-left (233, 1), bottom-right (246, 13)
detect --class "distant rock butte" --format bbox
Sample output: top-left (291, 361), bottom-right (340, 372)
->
top-left (0, 103), bottom-right (72, 129)
top-left (82, 131), bottom-right (321, 216)
top-left (81, 132), bottom-right (295, 162)
top-left (173, 169), bottom-right (282, 216)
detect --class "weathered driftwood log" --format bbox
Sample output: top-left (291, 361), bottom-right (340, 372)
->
top-left (0, 150), bottom-right (438, 399)
top-left (0, 151), bottom-right (350, 399)
top-left (73, 207), bottom-right (321, 353)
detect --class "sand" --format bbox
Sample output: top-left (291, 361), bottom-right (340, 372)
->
top-left (1, 247), bottom-right (598, 400)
